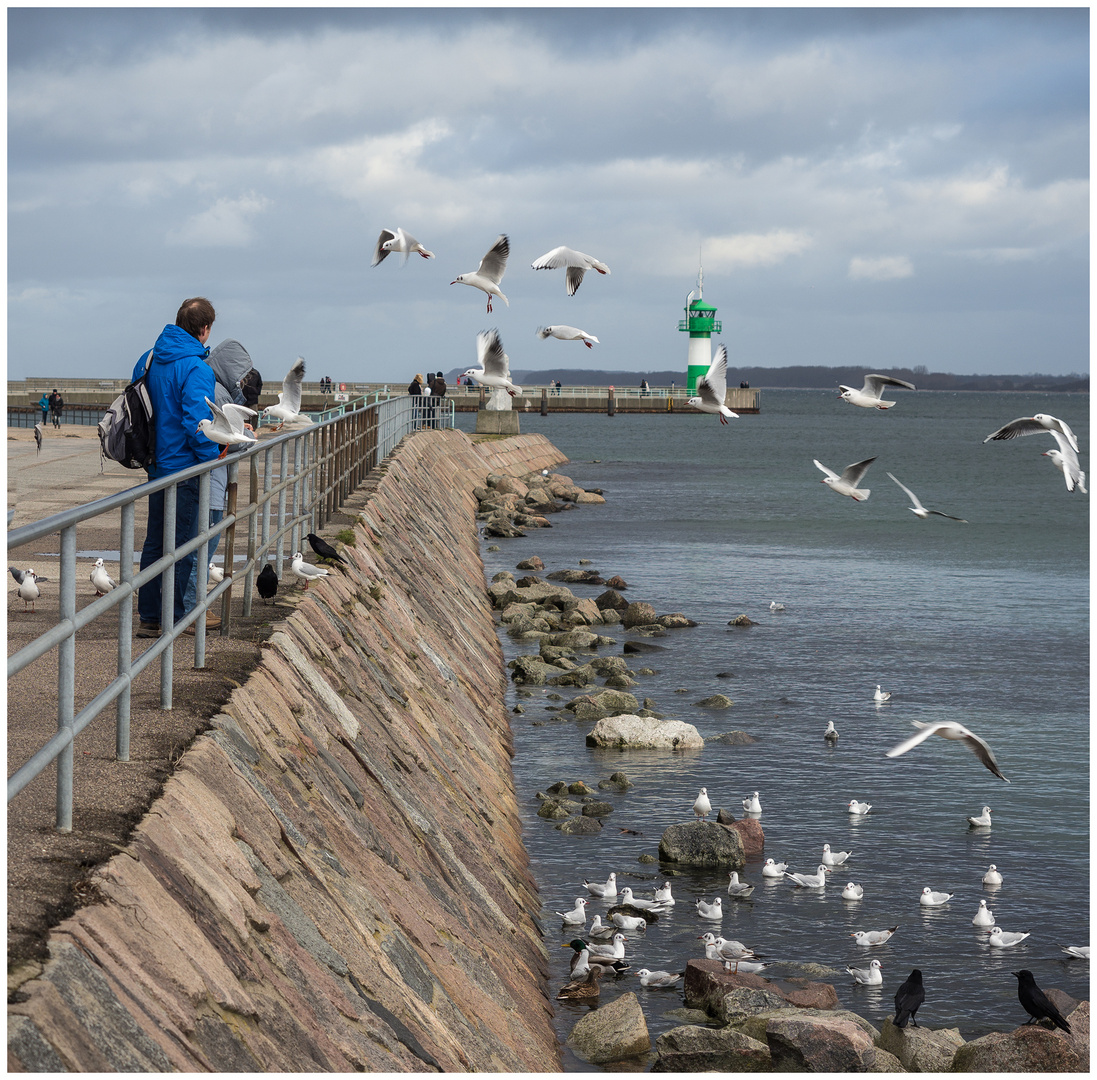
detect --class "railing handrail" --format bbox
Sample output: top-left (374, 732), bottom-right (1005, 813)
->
top-left (7, 396), bottom-right (455, 830)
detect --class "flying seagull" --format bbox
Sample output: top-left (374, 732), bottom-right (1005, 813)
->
top-left (687, 344), bottom-right (738, 424)
top-left (838, 373), bottom-right (916, 409)
top-left (531, 245), bottom-right (610, 296)
top-left (371, 226), bottom-right (434, 266)
top-left (815, 457), bottom-right (876, 501)
top-left (197, 396), bottom-right (258, 458)
top-left (460, 329), bottom-right (522, 397)
top-left (887, 473), bottom-right (968, 521)
top-left (984, 414), bottom-right (1086, 493)
top-left (262, 358), bottom-right (307, 431)
top-left (452, 234), bottom-right (509, 312)
top-left (536, 325), bottom-right (599, 348)
top-left (886, 719), bottom-right (1009, 782)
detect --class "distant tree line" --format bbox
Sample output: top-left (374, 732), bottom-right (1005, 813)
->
top-left (466, 365), bottom-right (1089, 393)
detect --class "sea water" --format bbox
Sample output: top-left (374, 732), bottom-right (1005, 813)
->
top-left (459, 389), bottom-right (1089, 1066)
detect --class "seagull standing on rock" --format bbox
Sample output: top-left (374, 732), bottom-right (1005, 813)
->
top-left (452, 234), bottom-right (510, 312)
top-left (290, 552), bottom-right (329, 590)
top-left (692, 787), bottom-right (712, 823)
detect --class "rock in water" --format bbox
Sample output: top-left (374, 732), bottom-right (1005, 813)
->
top-left (566, 991), bottom-right (650, 1065)
top-left (587, 715), bottom-right (704, 750)
top-left (659, 822), bottom-right (745, 867)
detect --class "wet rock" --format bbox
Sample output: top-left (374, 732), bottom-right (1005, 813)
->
top-left (548, 665), bottom-right (598, 688)
top-left (600, 610), bottom-right (622, 625)
top-left (657, 613), bottom-right (698, 628)
top-left (523, 489), bottom-right (558, 510)
top-left (948, 1024), bottom-right (1086, 1073)
top-left (544, 629), bottom-right (604, 649)
top-left (490, 475), bottom-right (529, 498)
top-left (594, 588), bottom-right (629, 611)
top-left (559, 599), bottom-right (601, 626)
top-left (728, 817), bottom-right (765, 856)
top-left (537, 799), bottom-right (580, 820)
top-left (729, 1007), bottom-right (876, 1045)
top-left (510, 656), bottom-right (562, 685)
top-left (486, 544), bottom-right (500, 551)
top-left (638, 853), bottom-right (657, 864)
top-left (659, 823), bottom-right (744, 867)
top-left (765, 1014), bottom-right (877, 1072)
top-left (707, 731), bottom-right (756, 745)
top-left (717, 986), bottom-right (790, 1025)
top-left (587, 716), bottom-right (704, 750)
top-left (633, 667), bottom-right (656, 677)
top-left (581, 801), bottom-right (614, 817)
top-left (623, 640), bottom-right (666, 654)
top-left (631, 624), bottom-right (667, 637)
top-left (567, 781), bottom-right (595, 795)
top-left (566, 990), bottom-right (650, 1065)
top-left (715, 808), bottom-right (736, 825)
top-left (623, 601), bottom-right (658, 628)
top-left (636, 709), bottom-right (665, 719)
top-left (603, 674), bottom-right (635, 689)
top-left (716, 671), bottom-right (736, 679)
top-left (605, 575), bottom-right (629, 590)
top-left (728, 614), bottom-right (755, 626)
top-left (556, 816), bottom-right (603, 835)
top-left (515, 556), bottom-right (544, 571)
top-left (654, 1025), bottom-right (771, 1072)
top-left (877, 1017), bottom-right (966, 1072)
top-left (574, 491), bottom-right (606, 505)
top-left (694, 694), bottom-right (734, 708)
top-left (483, 516), bottom-right (526, 539)
top-left (598, 772), bottom-right (633, 791)
top-left (492, 570), bottom-right (516, 583)
top-left (545, 781), bottom-right (568, 794)
top-left (547, 569), bottom-right (605, 585)
top-left (575, 689), bottom-right (639, 716)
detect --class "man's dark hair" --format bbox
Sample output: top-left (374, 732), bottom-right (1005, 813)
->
top-left (175, 297), bottom-right (216, 339)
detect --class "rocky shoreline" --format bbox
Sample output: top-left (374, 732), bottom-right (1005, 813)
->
top-left (476, 467), bottom-right (1090, 1073)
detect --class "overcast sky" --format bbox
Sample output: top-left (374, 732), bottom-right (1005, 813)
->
top-left (8, 6), bottom-right (1090, 385)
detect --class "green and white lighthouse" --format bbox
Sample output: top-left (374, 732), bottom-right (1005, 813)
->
top-left (679, 266), bottom-right (721, 392)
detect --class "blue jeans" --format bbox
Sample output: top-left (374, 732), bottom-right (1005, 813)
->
top-left (184, 508), bottom-right (224, 612)
top-left (138, 478), bottom-right (199, 626)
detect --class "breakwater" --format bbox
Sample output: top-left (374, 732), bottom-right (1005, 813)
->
top-left (8, 430), bottom-right (568, 1071)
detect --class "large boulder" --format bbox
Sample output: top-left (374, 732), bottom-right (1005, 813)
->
top-left (594, 589), bottom-right (629, 611)
top-left (587, 715), bottom-right (704, 750)
top-left (715, 986), bottom-right (789, 1025)
top-left (623, 601), bottom-right (658, 628)
top-left (877, 1017), bottom-right (964, 1071)
top-left (694, 694), bottom-right (733, 708)
top-left (566, 689), bottom-right (640, 717)
top-left (556, 815), bottom-right (603, 835)
top-left (684, 961), bottom-right (839, 1017)
top-left (566, 990), bottom-right (650, 1065)
top-left (509, 655), bottom-right (563, 685)
top-left (949, 1024), bottom-right (1085, 1072)
top-left (728, 817), bottom-right (765, 856)
top-left (657, 613), bottom-right (698, 628)
top-left (660, 824), bottom-right (745, 867)
top-left (766, 1014), bottom-right (877, 1072)
top-left (653, 1025), bottom-right (771, 1072)
top-left (547, 569), bottom-right (605, 584)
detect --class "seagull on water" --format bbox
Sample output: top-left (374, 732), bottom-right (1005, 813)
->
top-left (785, 865), bottom-right (830, 888)
top-left (769, 600), bottom-right (785, 611)
top-left (847, 959), bottom-right (883, 985)
top-left (536, 325), bottom-right (599, 349)
top-left (984, 414), bottom-right (1086, 493)
top-left (531, 245), bottom-right (610, 296)
top-left (742, 791), bottom-right (761, 814)
top-left (920, 887), bottom-right (954, 907)
top-left (761, 858), bottom-right (788, 878)
top-left (886, 719), bottom-right (1009, 782)
top-left (968, 805), bottom-right (993, 828)
top-left (461, 329), bottom-right (522, 397)
top-left (586, 932), bottom-right (627, 960)
top-left (583, 872), bottom-right (617, 899)
top-left (653, 882), bottom-right (675, 906)
top-left (874, 684), bottom-right (892, 703)
top-left (610, 911), bottom-right (647, 932)
top-left (692, 787), bottom-right (712, 823)
top-left (617, 886), bottom-right (664, 913)
top-left (822, 844), bottom-right (852, 866)
top-left (556, 897), bottom-right (588, 926)
top-left (585, 915), bottom-right (615, 940)
top-left (824, 721), bottom-right (839, 742)
top-left (851, 926), bottom-right (898, 946)
top-left (697, 897), bottom-right (723, 920)
top-left (887, 473), bottom-right (968, 521)
top-left (815, 457), bottom-right (876, 501)
top-left (1059, 945), bottom-right (1090, 960)
top-left (842, 882), bottom-right (865, 901)
top-left (989, 927), bottom-right (1030, 948)
top-left (972, 900), bottom-right (995, 927)
top-left (262, 358), bottom-right (307, 431)
top-left (687, 344), bottom-right (738, 425)
top-left (371, 226), bottom-right (434, 266)
top-left (634, 968), bottom-right (684, 988)
top-left (838, 373), bottom-right (917, 409)
top-left (17, 569), bottom-right (41, 611)
top-left (726, 871), bottom-right (755, 899)
top-left (982, 864), bottom-right (1003, 886)
top-left (452, 234), bottom-right (509, 312)
top-left (290, 552), bottom-right (329, 590)
top-left (848, 800), bottom-right (872, 815)
top-left (198, 396), bottom-right (257, 458)
top-left (90, 558), bottom-right (117, 596)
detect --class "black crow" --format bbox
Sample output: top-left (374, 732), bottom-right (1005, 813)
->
top-left (1013, 970), bottom-right (1071, 1032)
top-left (306, 532), bottom-right (347, 565)
top-left (257, 564), bottom-right (279, 604)
top-left (893, 968), bottom-right (925, 1028)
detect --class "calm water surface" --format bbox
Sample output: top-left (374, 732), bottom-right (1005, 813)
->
top-left (459, 390), bottom-right (1089, 1068)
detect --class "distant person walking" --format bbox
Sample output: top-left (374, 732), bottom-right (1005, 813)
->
top-left (430, 372), bottom-right (447, 428)
top-left (133, 297), bottom-right (222, 639)
top-left (38, 393), bottom-right (50, 425)
top-left (48, 389), bottom-right (64, 428)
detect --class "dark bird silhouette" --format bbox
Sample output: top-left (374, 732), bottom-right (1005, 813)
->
top-left (893, 969), bottom-right (925, 1029)
top-left (34, 423), bottom-right (43, 454)
top-left (257, 564), bottom-right (279, 604)
top-left (1013, 969), bottom-right (1072, 1032)
top-left (306, 532), bottom-right (347, 565)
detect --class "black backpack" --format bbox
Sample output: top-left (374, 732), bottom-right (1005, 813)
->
top-left (98, 351), bottom-right (156, 470)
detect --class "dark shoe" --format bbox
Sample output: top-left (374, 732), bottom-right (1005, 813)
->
top-left (136, 621), bottom-right (161, 638)
top-left (184, 612), bottom-right (221, 635)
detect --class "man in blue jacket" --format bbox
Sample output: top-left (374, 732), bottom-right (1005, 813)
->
top-left (134, 297), bottom-right (221, 638)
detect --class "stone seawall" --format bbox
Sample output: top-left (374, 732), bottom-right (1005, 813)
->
top-left (9, 430), bottom-right (569, 1072)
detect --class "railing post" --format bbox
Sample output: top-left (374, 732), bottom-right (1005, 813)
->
top-left (541, 388), bottom-right (548, 416)
top-left (160, 484), bottom-right (176, 709)
top-left (607, 386), bottom-right (616, 416)
top-left (193, 471), bottom-right (211, 665)
top-left (243, 456), bottom-right (259, 618)
top-left (55, 524), bottom-right (77, 831)
top-left (116, 500), bottom-right (134, 761)
top-left (221, 461), bottom-right (239, 636)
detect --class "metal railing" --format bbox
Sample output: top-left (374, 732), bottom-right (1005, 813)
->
top-left (7, 395), bottom-right (453, 830)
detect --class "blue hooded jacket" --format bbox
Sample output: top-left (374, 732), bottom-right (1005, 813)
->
top-left (132, 324), bottom-right (220, 479)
